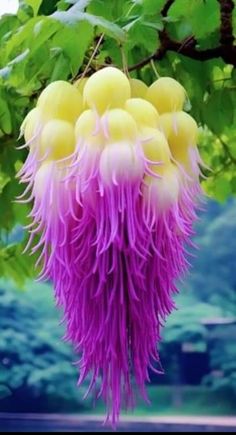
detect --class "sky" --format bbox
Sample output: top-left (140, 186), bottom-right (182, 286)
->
top-left (0, 0), bottom-right (19, 17)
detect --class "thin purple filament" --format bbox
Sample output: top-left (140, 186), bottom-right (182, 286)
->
top-left (18, 126), bottom-right (202, 427)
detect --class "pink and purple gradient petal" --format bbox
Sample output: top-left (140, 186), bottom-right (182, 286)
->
top-left (18, 74), bottom-right (203, 427)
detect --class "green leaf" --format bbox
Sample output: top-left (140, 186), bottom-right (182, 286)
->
top-left (0, 66), bottom-right (12, 81)
top-left (50, 52), bottom-right (70, 81)
top-left (81, 13), bottom-right (124, 42)
top-left (123, 17), bottom-right (140, 32)
top-left (189, 0), bottom-right (220, 40)
top-left (0, 50), bottom-right (30, 91)
top-left (0, 15), bottom-right (19, 45)
top-left (32, 17), bottom-right (60, 48)
top-left (9, 49), bottom-right (30, 66)
top-left (17, 2), bottom-right (34, 23)
top-left (5, 18), bottom-right (39, 60)
top-left (142, 0), bottom-right (166, 15)
top-left (72, 0), bottom-right (94, 11)
top-left (87, 0), bottom-right (114, 21)
top-left (0, 96), bottom-right (12, 135)
top-left (19, 45), bottom-right (53, 94)
top-left (228, 137), bottom-right (236, 159)
top-left (52, 10), bottom-right (125, 41)
top-left (4, 17), bottom-right (60, 63)
top-left (52, 20), bottom-right (93, 75)
top-left (25, 0), bottom-right (43, 16)
top-left (100, 38), bottom-right (122, 68)
top-left (167, 19), bottom-right (192, 40)
top-left (213, 176), bottom-right (231, 202)
top-left (203, 89), bottom-right (234, 135)
top-left (141, 19), bottom-right (163, 31)
top-left (125, 19), bottom-right (158, 52)
top-left (168, 0), bottom-right (220, 43)
top-left (0, 172), bottom-right (10, 195)
top-left (168, 0), bottom-right (188, 17)
top-left (231, 176), bottom-right (236, 193)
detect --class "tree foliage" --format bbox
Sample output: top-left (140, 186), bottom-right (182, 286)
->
top-left (0, 0), bottom-right (235, 282)
top-left (190, 199), bottom-right (236, 310)
top-left (0, 280), bottom-right (89, 411)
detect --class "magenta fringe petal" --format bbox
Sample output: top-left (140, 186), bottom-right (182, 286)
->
top-left (16, 69), bottom-right (205, 429)
top-left (52, 178), bottom-right (200, 426)
top-left (19, 139), bottom-right (201, 427)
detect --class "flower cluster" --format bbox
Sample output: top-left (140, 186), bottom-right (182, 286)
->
top-left (19, 67), bottom-right (203, 426)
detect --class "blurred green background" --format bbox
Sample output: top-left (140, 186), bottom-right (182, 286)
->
top-left (1, 198), bottom-right (236, 417)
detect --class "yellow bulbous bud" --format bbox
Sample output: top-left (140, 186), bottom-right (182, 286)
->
top-left (170, 111), bottom-right (198, 146)
top-left (167, 111), bottom-right (198, 166)
top-left (37, 81), bottom-right (83, 124)
top-left (75, 110), bottom-right (104, 150)
top-left (33, 161), bottom-right (53, 200)
top-left (83, 67), bottom-right (131, 114)
top-left (129, 78), bottom-right (148, 98)
top-left (40, 119), bottom-right (76, 161)
top-left (125, 98), bottom-right (159, 129)
top-left (104, 108), bottom-right (138, 142)
top-left (100, 141), bottom-right (143, 184)
top-left (144, 163), bottom-right (180, 211)
top-left (21, 108), bottom-right (42, 143)
top-left (75, 110), bottom-right (97, 139)
top-left (146, 77), bottom-right (186, 114)
top-left (141, 127), bottom-right (171, 175)
top-left (158, 113), bottom-right (173, 139)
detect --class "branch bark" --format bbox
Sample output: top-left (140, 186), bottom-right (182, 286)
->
top-left (161, 0), bottom-right (175, 17)
top-left (218, 0), bottom-right (234, 46)
top-left (129, 0), bottom-right (236, 71)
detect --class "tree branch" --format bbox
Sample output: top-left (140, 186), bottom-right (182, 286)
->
top-left (161, 0), bottom-right (175, 17)
top-left (218, 0), bottom-right (234, 46)
top-left (129, 0), bottom-right (236, 71)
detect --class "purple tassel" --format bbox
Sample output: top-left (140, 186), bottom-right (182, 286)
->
top-left (18, 73), bottom-right (203, 427)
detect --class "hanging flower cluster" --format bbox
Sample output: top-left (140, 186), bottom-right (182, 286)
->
top-left (19, 67), bottom-right (203, 426)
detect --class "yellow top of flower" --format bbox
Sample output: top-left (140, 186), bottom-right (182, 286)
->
top-left (129, 78), bottom-right (148, 99)
top-left (38, 80), bottom-right (83, 124)
top-left (125, 98), bottom-right (159, 129)
top-left (40, 119), bottom-right (76, 161)
top-left (104, 108), bottom-right (138, 143)
top-left (83, 67), bottom-right (131, 114)
top-left (147, 77), bottom-right (186, 114)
